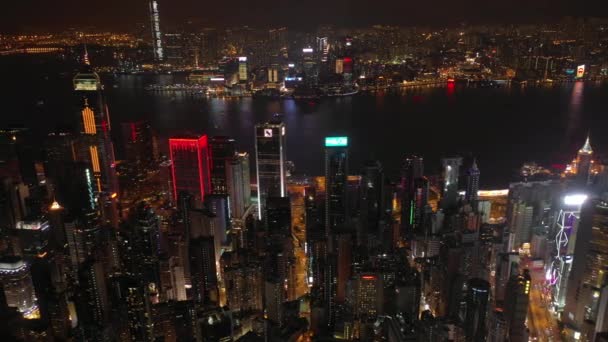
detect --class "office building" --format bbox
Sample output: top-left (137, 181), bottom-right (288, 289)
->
top-left (226, 152), bottom-right (251, 219)
top-left (505, 270), bottom-right (531, 342)
top-left (149, 0), bottom-right (163, 61)
top-left (189, 236), bottom-right (218, 305)
top-left (325, 136), bottom-right (349, 238)
top-left (466, 159), bottom-right (480, 204)
top-left (465, 278), bottom-right (490, 342)
top-left (0, 257), bottom-right (38, 319)
top-left (169, 135), bottom-right (211, 204)
top-left (254, 120), bottom-right (286, 219)
top-left (73, 67), bottom-right (119, 199)
top-left (209, 136), bottom-right (236, 195)
top-left (400, 155), bottom-right (424, 236)
top-left (442, 157), bottom-right (463, 208)
top-left (565, 199), bottom-right (608, 334)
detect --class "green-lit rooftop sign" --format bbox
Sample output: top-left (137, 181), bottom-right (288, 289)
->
top-left (325, 136), bottom-right (348, 147)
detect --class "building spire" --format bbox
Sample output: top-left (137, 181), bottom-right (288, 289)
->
top-left (579, 133), bottom-right (593, 154)
top-left (83, 44), bottom-right (90, 66)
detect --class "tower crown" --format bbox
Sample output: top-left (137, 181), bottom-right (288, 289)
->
top-left (578, 135), bottom-right (593, 155)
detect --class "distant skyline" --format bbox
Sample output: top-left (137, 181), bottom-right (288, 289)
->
top-left (2, 0), bottom-right (608, 33)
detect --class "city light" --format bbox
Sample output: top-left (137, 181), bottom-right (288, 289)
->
top-left (563, 194), bottom-right (588, 206)
top-left (325, 136), bottom-right (348, 147)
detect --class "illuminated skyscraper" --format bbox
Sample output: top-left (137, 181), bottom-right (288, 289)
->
top-left (0, 257), bottom-right (38, 319)
top-left (325, 137), bottom-right (349, 238)
top-left (466, 159), bottom-right (480, 204)
top-left (565, 199), bottom-right (608, 335)
top-left (576, 135), bottom-right (593, 185)
top-left (441, 157), bottom-right (462, 208)
top-left (149, 0), bottom-right (164, 61)
top-left (238, 57), bottom-right (248, 82)
top-left (254, 120), bottom-right (286, 219)
top-left (74, 66), bottom-right (119, 227)
top-left (400, 155), bottom-right (424, 236)
top-left (169, 135), bottom-right (211, 204)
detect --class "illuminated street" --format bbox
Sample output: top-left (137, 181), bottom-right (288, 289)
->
top-left (525, 261), bottom-right (560, 342)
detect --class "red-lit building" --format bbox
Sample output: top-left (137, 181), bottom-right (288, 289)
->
top-left (169, 136), bottom-right (211, 203)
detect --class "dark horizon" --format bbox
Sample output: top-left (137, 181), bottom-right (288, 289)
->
top-left (2, 0), bottom-right (608, 33)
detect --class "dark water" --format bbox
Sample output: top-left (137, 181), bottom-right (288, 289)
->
top-left (3, 66), bottom-right (608, 188)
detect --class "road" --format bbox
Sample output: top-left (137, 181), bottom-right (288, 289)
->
top-left (525, 260), bottom-right (560, 342)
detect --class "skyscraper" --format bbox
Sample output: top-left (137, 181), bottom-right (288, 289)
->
top-left (325, 136), bottom-right (349, 238)
top-left (189, 236), bottom-right (218, 305)
top-left (149, 0), bottom-right (163, 61)
top-left (400, 155), bottom-right (424, 236)
top-left (254, 120), bottom-right (286, 219)
top-left (74, 66), bottom-right (119, 227)
top-left (466, 159), bottom-right (480, 204)
top-left (225, 152), bottom-right (251, 219)
top-left (441, 157), bottom-right (463, 208)
top-left (169, 135), bottom-right (212, 204)
top-left (0, 257), bottom-right (38, 319)
top-left (505, 270), bottom-right (531, 342)
top-left (576, 135), bottom-right (593, 185)
top-left (209, 136), bottom-right (236, 195)
top-left (465, 278), bottom-right (490, 342)
top-left (565, 199), bottom-right (608, 334)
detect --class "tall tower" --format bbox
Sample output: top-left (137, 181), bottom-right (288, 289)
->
top-left (441, 157), bottom-right (463, 208)
top-left (209, 136), bottom-right (236, 195)
top-left (74, 65), bottom-right (119, 227)
top-left (169, 135), bottom-right (211, 204)
top-left (564, 199), bottom-right (608, 331)
top-left (225, 152), bottom-right (251, 219)
top-left (401, 155), bottom-right (424, 237)
top-left (465, 159), bottom-right (480, 204)
top-left (254, 119), bottom-right (286, 219)
top-left (149, 0), bottom-right (164, 62)
top-left (577, 135), bottom-right (593, 185)
top-left (324, 136), bottom-right (349, 239)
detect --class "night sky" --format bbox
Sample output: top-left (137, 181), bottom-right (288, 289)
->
top-left (1, 0), bottom-right (608, 32)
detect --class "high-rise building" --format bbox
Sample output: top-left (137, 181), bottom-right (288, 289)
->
top-left (505, 270), bottom-right (531, 342)
top-left (77, 260), bottom-right (110, 328)
top-left (163, 32), bottom-right (183, 66)
top-left (441, 157), bottom-right (463, 208)
top-left (466, 159), bottom-right (480, 204)
top-left (149, 0), bottom-right (163, 61)
top-left (225, 152), bottom-right (251, 219)
top-left (189, 236), bottom-right (218, 305)
top-left (325, 136), bottom-right (349, 239)
top-left (356, 274), bottom-right (383, 318)
top-left (238, 57), bottom-right (248, 82)
top-left (0, 257), bottom-right (38, 319)
top-left (266, 196), bottom-right (291, 241)
top-left (360, 160), bottom-right (384, 240)
top-left (121, 121), bottom-right (157, 175)
top-left (576, 135), bottom-right (593, 185)
top-left (73, 67), bottom-right (119, 200)
top-left (465, 278), bottom-right (490, 342)
top-left (169, 135), bottom-right (211, 204)
top-left (254, 120), bottom-right (286, 219)
top-left (400, 155), bottom-right (424, 236)
top-left (209, 136), bottom-right (236, 195)
top-left (565, 199), bottom-right (608, 334)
